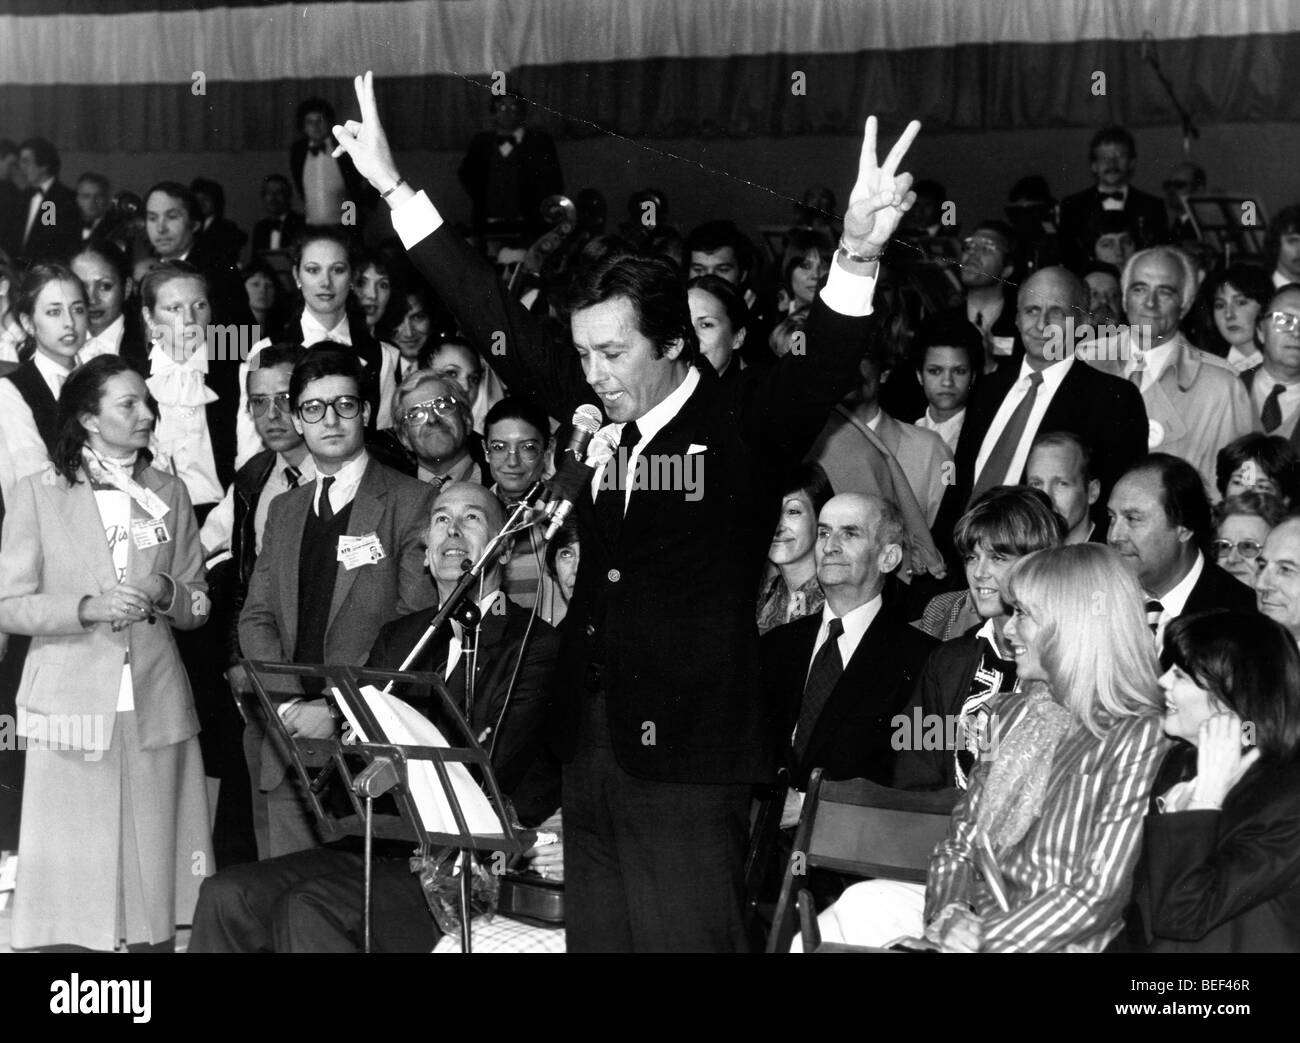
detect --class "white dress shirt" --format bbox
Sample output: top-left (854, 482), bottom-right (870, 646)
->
top-left (973, 356), bottom-right (1075, 488)
top-left (200, 452), bottom-right (317, 558)
top-left (444, 590), bottom-right (504, 681)
top-left (1152, 551), bottom-right (1204, 650)
top-left (804, 594), bottom-right (884, 687)
top-left (0, 351), bottom-right (74, 506)
top-left (313, 450), bottom-right (369, 516)
top-left (916, 407), bottom-right (965, 453)
top-left (1099, 185), bottom-right (1129, 211)
top-left (1122, 337), bottom-right (1177, 394)
top-left (1225, 346), bottom-right (1264, 374)
top-left (79, 314), bottom-right (126, 363)
top-left (147, 343), bottom-right (224, 506)
top-left (303, 148), bottom-right (347, 225)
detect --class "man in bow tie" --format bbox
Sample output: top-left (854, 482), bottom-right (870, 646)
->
top-left (291, 97), bottom-right (372, 226)
top-left (333, 70), bottom-right (924, 951)
top-left (14, 137), bottom-right (80, 266)
top-left (1058, 125), bottom-right (1168, 267)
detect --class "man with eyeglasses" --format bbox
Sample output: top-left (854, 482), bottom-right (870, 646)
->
top-left (389, 370), bottom-right (487, 488)
top-left (939, 219), bottom-right (1020, 376)
top-left (483, 396), bottom-right (565, 623)
top-left (1108, 455), bottom-right (1256, 650)
top-left (239, 346), bottom-right (436, 856)
top-left (1244, 285), bottom-right (1300, 450)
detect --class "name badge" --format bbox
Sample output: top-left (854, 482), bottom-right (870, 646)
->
top-left (337, 532), bottom-right (386, 570)
top-left (131, 518), bottom-right (170, 549)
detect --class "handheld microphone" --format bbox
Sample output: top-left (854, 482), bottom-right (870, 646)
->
top-left (543, 404), bottom-right (602, 540)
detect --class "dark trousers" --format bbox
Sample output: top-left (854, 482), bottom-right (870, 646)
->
top-left (189, 845), bottom-right (435, 953)
top-left (562, 692), bottom-right (752, 952)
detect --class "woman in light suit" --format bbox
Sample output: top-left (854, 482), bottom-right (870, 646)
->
top-left (0, 354), bottom-right (213, 951)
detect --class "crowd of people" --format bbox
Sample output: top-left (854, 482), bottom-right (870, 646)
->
top-left (0, 70), bottom-right (1298, 954)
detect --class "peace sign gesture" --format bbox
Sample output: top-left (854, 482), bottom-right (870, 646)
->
top-left (332, 70), bottom-right (405, 197)
top-left (841, 116), bottom-right (923, 258)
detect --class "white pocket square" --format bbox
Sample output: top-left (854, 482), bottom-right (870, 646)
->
top-left (687, 444), bottom-right (708, 455)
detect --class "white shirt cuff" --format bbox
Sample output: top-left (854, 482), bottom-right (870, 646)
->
top-left (390, 190), bottom-right (444, 250)
top-left (818, 259), bottom-right (877, 318)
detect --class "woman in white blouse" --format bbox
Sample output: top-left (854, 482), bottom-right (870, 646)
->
top-left (0, 354), bottom-right (212, 950)
top-left (235, 226), bottom-right (399, 466)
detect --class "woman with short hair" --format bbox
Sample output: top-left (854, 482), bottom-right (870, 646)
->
top-left (1212, 490), bottom-right (1288, 587)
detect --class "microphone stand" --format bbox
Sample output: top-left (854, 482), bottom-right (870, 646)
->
top-left (1142, 36), bottom-right (1198, 155)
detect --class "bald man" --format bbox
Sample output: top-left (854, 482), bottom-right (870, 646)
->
top-left (933, 266), bottom-right (1147, 559)
top-left (1258, 517), bottom-right (1300, 645)
top-left (761, 493), bottom-right (937, 791)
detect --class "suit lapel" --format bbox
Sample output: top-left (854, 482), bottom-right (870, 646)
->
top-left (805, 612), bottom-right (894, 755)
top-left (277, 485), bottom-right (313, 655)
top-left (619, 377), bottom-right (710, 546)
top-left (54, 474), bottom-right (120, 593)
top-left (327, 460), bottom-right (386, 634)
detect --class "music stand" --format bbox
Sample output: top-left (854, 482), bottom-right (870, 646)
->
top-left (243, 660), bottom-right (534, 953)
top-left (1184, 195), bottom-right (1269, 262)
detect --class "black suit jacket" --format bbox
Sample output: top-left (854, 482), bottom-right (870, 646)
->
top-left (404, 223), bottom-right (873, 785)
top-left (760, 602), bottom-right (937, 790)
top-left (457, 128), bottom-right (563, 236)
top-left (251, 211), bottom-right (306, 255)
top-left (367, 596), bottom-right (560, 822)
top-left (1127, 749), bottom-right (1300, 952)
top-left (1057, 184), bottom-right (1169, 263)
top-left (18, 179), bottom-right (81, 265)
top-left (933, 356), bottom-right (1147, 557)
top-left (1181, 560), bottom-right (1258, 617)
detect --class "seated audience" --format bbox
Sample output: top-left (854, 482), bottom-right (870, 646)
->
top-left (1108, 454), bottom-right (1258, 650)
top-left (0, 355), bottom-right (213, 950)
top-left (898, 486), bottom-right (1066, 797)
top-left (757, 463), bottom-right (832, 635)
top-left (1194, 263), bottom-right (1271, 372)
top-left (1257, 517), bottom-right (1300, 646)
top-left (1025, 430), bottom-right (1102, 544)
top-left (1124, 610), bottom-right (1300, 952)
top-left (1216, 431), bottom-right (1300, 507)
top-left (1246, 282), bottom-right (1300, 444)
top-left (808, 543), bottom-right (1167, 952)
top-left (192, 482), bottom-right (560, 952)
top-left (237, 348), bottom-right (436, 855)
top-left (70, 239), bottom-right (148, 371)
top-left (1213, 491), bottom-right (1287, 589)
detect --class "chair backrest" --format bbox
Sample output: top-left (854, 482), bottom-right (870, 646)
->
top-left (765, 769), bottom-right (952, 953)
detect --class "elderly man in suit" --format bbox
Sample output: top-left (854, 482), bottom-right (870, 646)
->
top-left (1244, 283), bottom-right (1300, 449)
top-left (332, 70), bottom-right (921, 951)
top-left (194, 481), bottom-right (560, 952)
top-left (1108, 454), bottom-right (1257, 650)
top-left (932, 265), bottom-right (1147, 560)
top-left (1085, 245), bottom-right (1257, 494)
top-left (238, 347), bottom-right (435, 856)
top-left (1258, 517), bottom-right (1300, 646)
top-left (763, 493), bottom-right (936, 794)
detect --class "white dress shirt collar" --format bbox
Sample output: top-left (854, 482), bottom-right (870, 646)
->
top-left (314, 449), bottom-right (369, 514)
top-left (1018, 353), bottom-right (1074, 390)
top-left (33, 350), bottom-right (75, 399)
top-left (80, 314), bottom-right (126, 362)
top-left (631, 365), bottom-right (700, 448)
top-left (810, 592), bottom-right (884, 675)
top-left (300, 311), bottom-right (351, 347)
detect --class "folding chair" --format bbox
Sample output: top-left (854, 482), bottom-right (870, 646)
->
top-left (765, 768), bottom-right (952, 953)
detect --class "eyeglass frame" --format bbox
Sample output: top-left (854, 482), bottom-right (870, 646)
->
top-left (1212, 537), bottom-right (1264, 560)
top-left (297, 395), bottom-right (364, 424)
top-left (1263, 311), bottom-right (1300, 335)
top-left (248, 392), bottom-right (292, 418)
top-left (400, 396), bottom-right (461, 428)
top-left (486, 438), bottom-right (544, 461)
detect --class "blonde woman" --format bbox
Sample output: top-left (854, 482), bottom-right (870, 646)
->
top-left (809, 543), bottom-right (1167, 952)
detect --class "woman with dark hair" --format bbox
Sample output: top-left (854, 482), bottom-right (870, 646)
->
top-left (1124, 610), bottom-right (1300, 952)
top-left (0, 263), bottom-right (87, 506)
top-left (1213, 491), bottom-right (1288, 587)
top-left (0, 354), bottom-right (212, 950)
top-left (896, 486), bottom-right (1066, 796)
top-left (756, 463), bottom-right (833, 634)
top-left (778, 228), bottom-right (834, 316)
top-left (138, 261), bottom-right (234, 517)
top-left (353, 246), bottom-right (403, 335)
top-left (71, 238), bottom-right (148, 372)
top-left (1216, 431), bottom-right (1300, 507)
top-left (1194, 264), bottom-right (1272, 371)
top-left (544, 520), bottom-right (580, 606)
top-left (241, 258), bottom-right (288, 335)
top-left (809, 544), bottom-right (1167, 951)
top-left (687, 274), bottom-right (749, 380)
top-left (237, 226), bottom-right (399, 465)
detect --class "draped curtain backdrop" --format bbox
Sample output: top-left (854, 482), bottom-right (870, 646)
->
top-left (1, 0), bottom-right (1298, 152)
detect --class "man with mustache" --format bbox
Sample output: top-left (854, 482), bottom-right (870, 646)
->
top-left (390, 370), bottom-right (488, 488)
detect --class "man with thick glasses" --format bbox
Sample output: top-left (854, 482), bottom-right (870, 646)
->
top-left (1245, 286), bottom-right (1300, 449)
top-left (239, 346), bottom-right (436, 856)
top-left (390, 370), bottom-right (486, 488)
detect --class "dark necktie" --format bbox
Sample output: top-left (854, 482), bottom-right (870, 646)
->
top-left (595, 421), bottom-right (640, 542)
top-left (317, 475), bottom-right (335, 522)
top-left (971, 370), bottom-right (1044, 501)
top-left (1145, 599), bottom-right (1164, 639)
top-left (285, 465), bottom-right (302, 489)
top-left (794, 617), bottom-right (844, 762)
top-left (1261, 383), bottom-right (1287, 433)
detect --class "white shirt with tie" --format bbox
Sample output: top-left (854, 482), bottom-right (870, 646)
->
top-left (1122, 338), bottom-right (1177, 395)
top-left (0, 351), bottom-right (73, 506)
top-left (200, 452), bottom-right (317, 559)
top-left (1250, 366), bottom-right (1300, 435)
top-left (1151, 552), bottom-right (1204, 651)
top-left (973, 355), bottom-right (1075, 489)
top-left (22, 175), bottom-right (55, 246)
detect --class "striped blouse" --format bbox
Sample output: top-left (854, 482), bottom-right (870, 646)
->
top-left (924, 688), bottom-right (1168, 952)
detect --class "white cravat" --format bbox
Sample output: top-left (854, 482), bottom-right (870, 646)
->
top-left (147, 345), bottom-right (224, 505)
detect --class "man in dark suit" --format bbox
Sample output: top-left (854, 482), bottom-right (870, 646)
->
top-left (458, 92), bottom-right (563, 241)
top-left (194, 481), bottom-right (560, 952)
top-left (762, 494), bottom-right (936, 792)
top-left (144, 181), bottom-right (251, 326)
top-left (1245, 283), bottom-right (1300, 450)
top-left (1108, 454), bottom-right (1257, 650)
top-left (932, 266), bottom-right (1147, 561)
top-left (238, 347), bottom-right (436, 856)
top-left (250, 174), bottom-right (305, 257)
top-left (1057, 126), bottom-right (1168, 266)
top-left (0, 139), bottom-right (21, 258)
top-left (330, 70), bottom-right (922, 951)
top-left (15, 137), bottom-right (80, 265)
